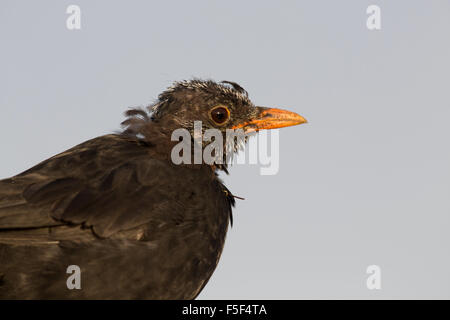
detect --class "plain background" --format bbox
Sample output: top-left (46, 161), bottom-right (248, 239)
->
top-left (1, 1), bottom-right (449, 299)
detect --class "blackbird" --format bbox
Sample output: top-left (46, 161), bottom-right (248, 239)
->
top-left (0, 79), bottom-right (306, 299)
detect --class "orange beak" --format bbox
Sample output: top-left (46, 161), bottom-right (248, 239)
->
top-left (232, 107), bottom-right (307, 133)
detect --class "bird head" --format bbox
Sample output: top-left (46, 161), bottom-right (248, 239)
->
top-left (121, 79), bottom-right (307, 165)
top-left (150, 79), bottom-right (306, 133)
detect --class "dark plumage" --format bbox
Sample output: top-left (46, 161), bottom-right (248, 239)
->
top-left (0, 79), bottom-right (306, 299)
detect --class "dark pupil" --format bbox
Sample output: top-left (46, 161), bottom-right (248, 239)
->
top-left (212, 108), bottom-right (228, 123)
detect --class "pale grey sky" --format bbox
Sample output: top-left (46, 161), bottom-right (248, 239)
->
top-left (1, 1), bottom-right (449, 299)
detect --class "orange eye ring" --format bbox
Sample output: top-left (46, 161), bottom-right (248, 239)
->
top-left (209, 105), bottom-right (230, 125)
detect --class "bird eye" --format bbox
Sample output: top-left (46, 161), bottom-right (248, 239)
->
top-left (209, 106), bottom-right (230, 125)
